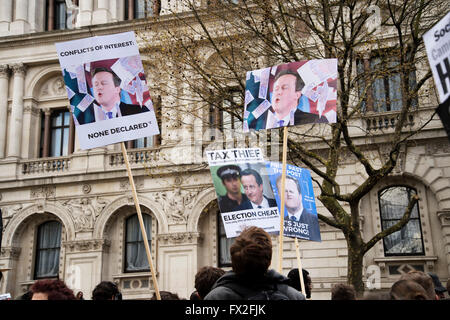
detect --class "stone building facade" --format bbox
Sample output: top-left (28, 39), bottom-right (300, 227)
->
top-left (0, 1), bottom-right (449, 300)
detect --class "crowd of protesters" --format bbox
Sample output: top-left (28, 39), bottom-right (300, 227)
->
top-left (2, 226), bottom-right (449, 300)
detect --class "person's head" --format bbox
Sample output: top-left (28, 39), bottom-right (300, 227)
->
top-left (189, 290), bottom-right (201, 300)
top-left (277, 175), bottom-right (302, 213)
top-left (428, 273), bottom-right (447, 300)
top-left (18, 290), bottom-right (33, 300)
top-left (76, 291), bottom-right (84, 300)
top-left (92, 281), bottom-right (122, 300)
top-left (272, 69), bottom-right (304, 119)
top-left (30, 279), bottom-right (76, 300)
top-left (287, 268), bottom-right (312, 298)
top-left (91, 67), bottom-right (121, 111)
top-left (399, 271), bottom-right (435, 300)
top-left (331, 283), bottom-right (356, 300)
top-left (151, 291), bottom-right (182, 300)
top-left (194, 266), bottom-right (226, 299)
top-left (217, 165), bottom-right (242, 196)
top-left (240, 169), bottom-right (264, 205)
top-left (390, 280), bottom-right (429, 300)
top-left (230, 226), bottom-right (272, 279)
top-left (361, 291), bottom-right (391, 300)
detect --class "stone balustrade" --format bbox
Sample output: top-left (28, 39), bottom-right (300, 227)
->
top-left (21, 156), bottom-right (70, 174)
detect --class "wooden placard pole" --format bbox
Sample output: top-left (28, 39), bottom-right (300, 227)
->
top-left (121, 142), bottom-right (161, 300)
top-left (294, 238), bottom-right (306, 296)
top-left (277, 126), bottom-right (288, 273)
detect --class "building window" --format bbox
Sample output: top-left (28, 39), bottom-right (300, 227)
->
top-left (209, 91), bottom-right (242, 140)
top-left (125, 214), bottom-right (152, 272)
top-left (34, 221), bottom-right (62, 279)
top-left (378, 186), bottom-right (425, 256)
top-left (357, 54), bottom-right (417, 112)
top-left (217, 211), bottom-right (232, 267)
top-left (40, 109), bottom-right (74, 158)
top-left (126, 0), bottom-right (160, 19)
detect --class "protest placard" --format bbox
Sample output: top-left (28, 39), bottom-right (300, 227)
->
top-left (243, 59), bottom-right (337, 132)
top-left (424, 11), bottom-right (450, 104)
top-left (267, 162), bottom-right (321, 242)
top-left (55, 31), bottom-right (159, 149)
top-left (206, 148), bottom-right (280, 238)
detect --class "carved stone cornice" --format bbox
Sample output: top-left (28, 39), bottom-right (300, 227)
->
top-left (437, 211), bottom-right (450, 227)
top-left (0, 247), bottom-right (22, 259)
top-left (63, 239), bottom-right (111, 253)
top-left (10, 63), bottom-right (26, 76)
top-left (157, 232), bottom-right (202, 245)
top-left (30, 186), bottom-right (56, 199)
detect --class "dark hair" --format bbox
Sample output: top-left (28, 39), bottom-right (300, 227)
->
top-left (399, 271), bottom-right (435, 300)
top-left (273, 69), bottom-right (305, 92)
top-left (241, 169), bottom-right (263, 186)
top-left (151, 291), bottom-right (182, 300)
top-left (92, 281), bottom-right (122, 300)
top-left (331, 283), bottom-right (356, 300)
top-left (30, 279), bottom-right (76, 300)
top-left (287, 268), bottom-right (311, 298)
top-left (390, 280), bottom-right (429, 300)
top-left (91, 67), bottom-right (121, 87)
top-left (276, 175), bottom-right (301, 194)
top-left (217, 165), bottom-right (241, 183)
top-left (189, 290), bottom-right (201, 300)
top-left (230, 226), bottom-right (272, 278)
top-left (194, 266), bottom-right (225, 299)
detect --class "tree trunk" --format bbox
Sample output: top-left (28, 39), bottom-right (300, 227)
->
top-left (347, 238), bottom-right (365, 297)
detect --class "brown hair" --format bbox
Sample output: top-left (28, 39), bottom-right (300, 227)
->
top-left (399, 271), bottom-right (435, 300)
top-left (390, 280), bottom-right (429, 300)
top-left (30, 279), bottom-right (76, 300)
top-left (194, 266), bottom-right (225, 299)
top-left (151, 291), bottom-right (183, 300)
top-left (230, 226), bottom-right (272, 278)
top-left (331, 283), bottom-right (356, 300)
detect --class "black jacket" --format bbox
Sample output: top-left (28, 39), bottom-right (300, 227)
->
top-left (204, 269), bottom-right (306, 300)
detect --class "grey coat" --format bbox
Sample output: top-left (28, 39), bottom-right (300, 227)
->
top-left (204, 269), bottom-right (306, 300)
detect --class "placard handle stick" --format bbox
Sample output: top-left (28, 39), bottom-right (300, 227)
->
top-left (294, 238), bottom-right (306, 297)
top-left (121, 142), bottom-right (161, 300)
top-left (278, 126), bottom-right (288, 273)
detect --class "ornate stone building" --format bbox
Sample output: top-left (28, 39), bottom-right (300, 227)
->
top-left (0, 1), bottom-right (449, 300)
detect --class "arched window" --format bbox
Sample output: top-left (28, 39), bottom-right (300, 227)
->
top-left (378, 186), bottom-right (424, 256)
top-left (217, 211), bottom-right (232, 267)
top-left (34, 221), bottom-right (62, 279)
top-left (125, 213), bottom-right (151, 272)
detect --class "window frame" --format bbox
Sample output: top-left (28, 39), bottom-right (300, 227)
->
top-left (208, 89), bottom-right (242, 141)
top-left (356, 52), bottom-right (418, 113)
top-left (124, 213), bottom-right (152, 273)
top-left (217, 209), bottom-right (233, 268)
top-left (34, 220), bottom-right (62, 280)
top-left (378, 185), bottom-right (425, 257)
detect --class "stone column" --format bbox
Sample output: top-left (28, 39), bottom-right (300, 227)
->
top-left (128, 0), bottom-right (134, 20)
top-left (6, 64), bottom-right (26, 158)
top-left (47, 0), bottom-right (55, 31)
top-left (78, 0), bottom-right (93, 26)
top-left (42, 108), bottom-right (51, 158)
top-left (93, 0), bottom-right (111, 24)
top-left (0, 0), bottom-right (13, 36)
top-left (0, 65), bottom-right (10, 158)
top-left (10, 0), bottom-right (30, 35)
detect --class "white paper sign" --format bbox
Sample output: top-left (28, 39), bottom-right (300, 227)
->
top-left (55, 31), bottom-right (159, 150)
top-left (424, 11), bottom-right (450, 103)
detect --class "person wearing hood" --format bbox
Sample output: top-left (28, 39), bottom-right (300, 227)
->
top-left (204, 226), bottom-right (305, 300)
